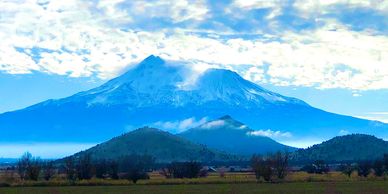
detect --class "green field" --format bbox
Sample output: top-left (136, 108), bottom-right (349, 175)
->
top-left (1, 181), bottom-right (388, 194)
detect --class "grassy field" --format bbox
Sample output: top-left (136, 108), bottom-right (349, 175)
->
top-left (1, 172), bottom-right (388, 193)
top-left (1, 181), bottom-right (388, 194)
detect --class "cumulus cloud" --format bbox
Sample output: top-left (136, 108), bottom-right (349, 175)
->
top-left (0, 0), bottom-right (388, 91)
top-left (152, 117), bottom-right (208, 132)
top-left (247, 129), bottom-right (292, 138)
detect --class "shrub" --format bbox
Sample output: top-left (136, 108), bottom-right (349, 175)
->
top-left (338, 163), bottom-right (354, 177)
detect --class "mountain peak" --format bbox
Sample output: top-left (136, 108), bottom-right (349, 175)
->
top-left (219, 115), bottom-right (233, 120)
top-left (138, 55), bottom-right (165, 68)
top-left (190, 115), bottom-right (247, 131)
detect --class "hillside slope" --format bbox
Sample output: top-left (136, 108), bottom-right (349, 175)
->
top-left (293, 134), bottom-right (388, 162)
top-left (71, 127), bottom-right (234, 162)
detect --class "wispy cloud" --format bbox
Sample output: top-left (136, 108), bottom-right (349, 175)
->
top-left (152, 117), bottom-right (208, 132)
top-left (199, 120), bottom-right (226, 129)
top-left (247, 129), bottom-right (292, 138)
top-left (356, 112), bottom-right (388, 123)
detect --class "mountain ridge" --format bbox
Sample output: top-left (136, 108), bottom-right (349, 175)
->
top-left (0, 55), bottom-right (387, 145)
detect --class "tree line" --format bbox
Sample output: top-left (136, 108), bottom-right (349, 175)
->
top-left (250, 152), bottom-right (388, 182)
top-left (15, 152), bottom-right (209, 183)
top-left (16, 151), bottom-right (388, 184)
top-left (300, 154), bottom-right (388, 178)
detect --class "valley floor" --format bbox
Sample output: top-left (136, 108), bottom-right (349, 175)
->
top-left (1, 181), bottom-right (388, 194)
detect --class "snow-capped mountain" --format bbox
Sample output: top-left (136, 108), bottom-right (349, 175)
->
top-left (53, 55), bottom-right (306, 107)
top-left (0, 55), bottom-right (387, 144)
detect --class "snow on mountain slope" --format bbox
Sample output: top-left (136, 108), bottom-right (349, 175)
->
top-left (55, 55), bottom-right (307, 108)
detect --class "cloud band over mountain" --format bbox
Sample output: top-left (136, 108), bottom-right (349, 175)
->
top-left (1, 0), bottom-right (388, 90)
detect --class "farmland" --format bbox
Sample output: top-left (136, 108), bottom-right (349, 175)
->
top-left (1, 172), bottom-right (388, 194)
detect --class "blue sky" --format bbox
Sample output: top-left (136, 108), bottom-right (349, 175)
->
top-left (0, 0), bottom-right (388, 157)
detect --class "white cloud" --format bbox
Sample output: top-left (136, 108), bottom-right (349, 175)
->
top-left (232, 0), bottom-right (285, 19)
top-left (294, 0), bottom-right (388, 17)
top-left (356, 112), bottom-right (388, 123)
top-left (247, 129), bottom-right (292, 138)
top-left (200, 120), bottom-right (225, 129)
top-left (121, 0), bottom-right (209, 23)
top-left (262, 22), bottom-right (388, 90)
top-left (153, 117), bottom-right (208, 132)
top-left (0, 0), bottom-right (388, 91)
top-left (369, 112), bottom-right (388, 115)
top-left (278, 139), bottom-right (322, 148)
top-left (239, 125), bottom-right (248, 129)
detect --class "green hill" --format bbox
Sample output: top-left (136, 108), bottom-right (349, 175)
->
top-left (293, 134), bottom-right (388, 162)
top-left (70, 127), bottom-right (235, 163)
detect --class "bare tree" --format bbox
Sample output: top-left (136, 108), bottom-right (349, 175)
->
top-left (251, 155), bottom-right (273, 182)
top-left (163, 162), bottom-right (203, 179)
top-left (17, 152), bottom-right (42, 181)
top-left (27, 158), bottom-right (42, 181)
top-left (17, 152), bottom-right (31, 180)
top-left (272, 151), bottom-right (290, 180)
